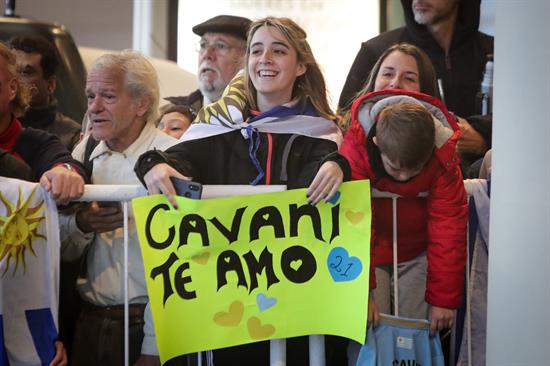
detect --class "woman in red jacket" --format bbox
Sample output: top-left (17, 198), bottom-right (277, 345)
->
top-left (340, 43), bottom-right (467, 338)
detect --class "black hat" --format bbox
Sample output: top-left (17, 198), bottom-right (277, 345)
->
top-left (192, 15), bottom-right (252, 41)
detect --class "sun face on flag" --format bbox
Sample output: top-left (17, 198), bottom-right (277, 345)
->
top-left (0, 187), bottom-right (46, 275)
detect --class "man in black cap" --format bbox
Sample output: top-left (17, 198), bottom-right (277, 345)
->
top-left (165, 15), bottom-right (251, 116)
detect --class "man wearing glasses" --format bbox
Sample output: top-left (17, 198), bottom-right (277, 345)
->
top-left (166, 15), bottom-right (251, 115)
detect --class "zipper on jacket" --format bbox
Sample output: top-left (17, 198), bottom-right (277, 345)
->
top-left (265, 133), bottom-right (273, 185)
top-left (445, 53), bottom-right (452, 69)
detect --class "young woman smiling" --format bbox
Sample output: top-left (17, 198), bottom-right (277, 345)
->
top-left (135, 17), bottom-right (350, 366)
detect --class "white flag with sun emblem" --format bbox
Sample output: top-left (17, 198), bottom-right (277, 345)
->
top-left (0, 177), bottom-right (59, 366)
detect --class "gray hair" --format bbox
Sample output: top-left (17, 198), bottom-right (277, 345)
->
top-left (88, 50), bottom-right (159, 123)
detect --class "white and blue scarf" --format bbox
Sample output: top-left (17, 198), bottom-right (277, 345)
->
top-left (179, 73), bottom-right (342, 185)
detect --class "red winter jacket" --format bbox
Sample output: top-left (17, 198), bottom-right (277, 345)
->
top-left (340, 90), bottom-right (467, 309)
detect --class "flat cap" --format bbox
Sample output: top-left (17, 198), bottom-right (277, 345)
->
top-left (192, 15), bottom-right (252, 41)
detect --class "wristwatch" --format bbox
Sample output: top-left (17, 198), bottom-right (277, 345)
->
top-left (62, 163), bottom-right (73, 171)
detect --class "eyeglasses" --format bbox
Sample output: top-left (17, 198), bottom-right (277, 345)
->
top-left (196, 40), bottom-right (241, 56)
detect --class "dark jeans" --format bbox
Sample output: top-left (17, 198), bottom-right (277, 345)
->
top-left (58, 259), bottom-right (82, 361)
top-left (70, 302), bottom-right (146, 366)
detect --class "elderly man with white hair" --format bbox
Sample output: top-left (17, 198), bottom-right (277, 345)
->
top-left (60, 50), bottom-right (177, 366)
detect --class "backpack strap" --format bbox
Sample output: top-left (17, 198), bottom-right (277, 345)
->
top-left (77, 137), bottom-right (100, 277)
top-left (83, 136), bottom-right (99, 179)
top-left (280, 134), bottom-right (300, 183)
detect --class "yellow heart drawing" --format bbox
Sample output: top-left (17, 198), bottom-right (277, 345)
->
top-left (247, 316), bottom-right (275, 339)
top-left (191, 252), bottom-right (210, 265)
top-left (345, 210), bottom-right (364, 224)
top-left (213, 301), bottom-right (244, 327)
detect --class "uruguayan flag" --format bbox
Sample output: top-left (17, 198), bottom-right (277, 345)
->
top-left (181, 71), bottom-right (343, 146)
top-left (0, 177), bottom-right (59, 366)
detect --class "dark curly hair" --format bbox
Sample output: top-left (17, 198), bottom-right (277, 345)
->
top-left (9, 36), bottom-right (58, 79)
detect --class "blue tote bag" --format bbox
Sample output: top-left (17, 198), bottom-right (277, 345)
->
top-left (356, 314), bottom-right (444, 366)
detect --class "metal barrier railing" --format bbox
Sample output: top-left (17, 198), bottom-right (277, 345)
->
top-left (75, 180), bottom-right (483, 366)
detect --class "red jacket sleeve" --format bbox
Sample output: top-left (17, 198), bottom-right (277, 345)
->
top-left (425, 163), bottom-right (468, 308)
top-left (340, 128), bottom-right (369, 181)
top-left (340, 130), bottom-right (377, 290)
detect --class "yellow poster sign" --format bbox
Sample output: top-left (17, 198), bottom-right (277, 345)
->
top-left (133, 180), bottom-right (371, 363)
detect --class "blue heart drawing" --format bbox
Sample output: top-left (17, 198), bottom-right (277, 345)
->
top-left (327, 191), bottom-right (341, 205)
top-left (327, 247), bottom-right (363, 282)
top-left (256, 293), bottom-right (277, 312)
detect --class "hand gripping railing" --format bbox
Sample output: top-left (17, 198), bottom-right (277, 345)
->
top-left (76, 180), bottom-right (482, 366)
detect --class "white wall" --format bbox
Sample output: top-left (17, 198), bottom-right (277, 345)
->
top-left (133, 0), bottom-right (169, 58)
top-left (487, 1), bottom-right (550, 365)
top-left (1, 0), bottom-right (133, 51)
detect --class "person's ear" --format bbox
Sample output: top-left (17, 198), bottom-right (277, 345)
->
top-left (46, 75), bottom-right (56, 95)
top-left (372, 136), bottom-right (378, 146)
top-left (7, 77), bottom-right (17, 102)
top-left (134, 96), bottom-right (150, 117)
top-left (295, 62), bottom-right (306, 78)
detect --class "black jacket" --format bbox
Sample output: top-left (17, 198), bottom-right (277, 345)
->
top-left (339, 0), bottom-right (493, 119)
top-left (136, 130), bottom-right (350, 189)
top-left (0, 147), bottom-right (32, 180)
top-left (21, 99), bottom-right (82, 151)
top-left (14, 127), bottom-right (88, 182)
